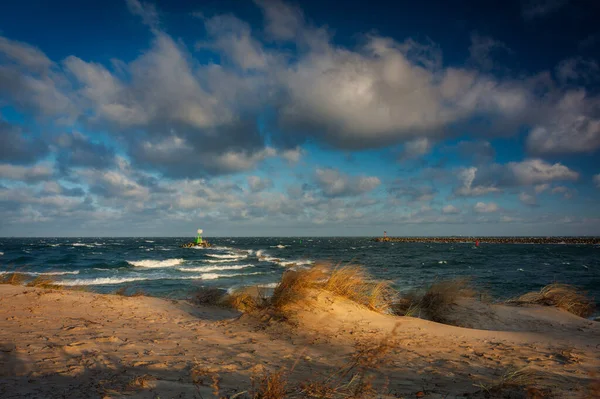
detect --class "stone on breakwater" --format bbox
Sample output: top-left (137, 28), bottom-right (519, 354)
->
top-left (372, 237), bottom-right (600, 245)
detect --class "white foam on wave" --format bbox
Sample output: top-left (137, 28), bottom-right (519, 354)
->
top-left (206, 253), bottom-right (248, 260)
top-left (438, 260), bottom-right (448, 264)
top-left (58, 276), bottom-right (153, 286)
top-left (0, 270), bottom-right (79, 276)
top-left (270, 244), bottom-right (288, 249)
top-left (177, 264), bottom-right (253, 273)
top-left (0, 252), bottom-right (3, 256)
top-left (200, 271), bottom-right (263, 280)
top-left (275, 259), bottom-right (314, 267)
top-left (145, 240), bottom-right (155, 243)
top-left (128, 258), bottom-right (184, 268)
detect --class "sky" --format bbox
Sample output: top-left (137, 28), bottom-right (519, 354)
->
top-left (0, 0), bottom-right (599, 237)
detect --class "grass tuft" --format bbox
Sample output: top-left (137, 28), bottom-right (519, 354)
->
top-left (507, 283), bottom-right (595, 318)
top-left (226, 286), bottom-right (270, 313)
top-left (128, 374), bottom-right (155, 389)
top-left (269, 263), bottom-right (395, 314)
top-left (115, 286), bottom-right (145, 297)
top-left (392, 278), bottom-right (475, 323)
top-left (251, 371), bottom-right (287, 399)
top-left (26, 276), bottom-right (63, 290)
top-left (475, 367), bottom-right (541, 396)
top-left (0, 272), bottom-right (28, 286)
top-left (191, 286), bottom-right (227, 306)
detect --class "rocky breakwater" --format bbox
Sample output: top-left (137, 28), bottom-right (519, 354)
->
top-left (180, 241), bottom-right (212, 248)
top-left (372, 236), bottom-right (600, 245)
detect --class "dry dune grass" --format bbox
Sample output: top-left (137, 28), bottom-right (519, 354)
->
top-left (26, 276), bottom-right (63, 290)
top-left (507, 283), bottom-right (595, 318)
top-left (191, 286), bottom-right (227, 306)
top-left (392, 278), bottom-right (476, 323)
top-left (0, 272), bottom-right (28, 285)
top-left (474, 367), bottom-right (542, 397)
top-left (223, 264), bottom-right (395, 317)
top-left (270, 264), bottom-right (396, 313)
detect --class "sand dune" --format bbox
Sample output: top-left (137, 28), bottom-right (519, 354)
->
top-left (0, 285), bottom-right (598, 398)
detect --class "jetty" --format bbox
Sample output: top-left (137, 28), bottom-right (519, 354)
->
top-left (372, 236), bottom-right (600, 245)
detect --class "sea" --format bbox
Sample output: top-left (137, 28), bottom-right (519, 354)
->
top-left (1, 237), bottom-right (598, 308)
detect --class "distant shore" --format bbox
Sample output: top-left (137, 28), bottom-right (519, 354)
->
top-left (373, 236), bottom-right (600, 244)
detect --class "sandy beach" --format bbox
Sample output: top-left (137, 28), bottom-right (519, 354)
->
top-left (1, 277), bottom-right (599, 399)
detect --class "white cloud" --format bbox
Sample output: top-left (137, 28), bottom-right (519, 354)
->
top-left (454, 167), bottom-right (501, 196)
top-left (508, 159), bottom-right (579, 185)
top-left (0, 36), bottom-right (52, 72)
top-left (315, 168), bottom-right (380, 197)
top-left (200, 14), bottom-right (268, 71)
top-left (402, 138), bottom-right (432, 159)
top-left (518, 192), bottom-right (537, 206)
top-left (442, 204), bottom-right (460, 214)
top-left (0, 163), bottom-right (53, 182)
top-left (534, 183), bottom-right (550, 193)
top-left (247, 176), bottom-right (273, 192)
top-left (280, 147), bottom-right (303, 163)
top-left (527, 90), bottom-right (600, 154)
top-left (474, 201), bottom-right (499, 213)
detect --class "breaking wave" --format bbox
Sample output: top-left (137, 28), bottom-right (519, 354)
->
top-left (0, 270), bottom-right (80, 276)
top-left (206, 253), bottom-right (248, 260)
top-left (127, 258), bottom-right (185, 268)
top-left (176, 264), bottom-right (254, 273)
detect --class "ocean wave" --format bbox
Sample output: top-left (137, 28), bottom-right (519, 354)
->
top-left (58, 276), bottom-right (154, 286)
top-left (0, 270), bottom-right (79, 276)
top-left (259, 254), bottom-right (313, 267)
top-left (206, 253), bottom-right (248, 260)
top-left (204, 258), bottom-right (238, 263)
top-left (176, 264), bottom-right (254, 273)
top-left (0, 252), bottom-right (3, 256)
top-left (270, 244), bottom-right (288, 249)
top-left (200, 272), bottom-right (264, 280)
top-left (145, 240), bottom-right (155, 243)
top-left (128, 258), bottom-right (184, 268)
top-left (71, 242), bottom-right (103, 248)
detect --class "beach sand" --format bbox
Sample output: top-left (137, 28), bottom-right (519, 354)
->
top-left (1, 285), bottom-right (598, 398)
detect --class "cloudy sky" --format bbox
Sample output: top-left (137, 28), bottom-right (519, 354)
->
top-left (1, 0), bottom-right (599, 237)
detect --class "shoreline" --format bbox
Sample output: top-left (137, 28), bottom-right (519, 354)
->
top-left (1, 280), bottom-right (599, 398)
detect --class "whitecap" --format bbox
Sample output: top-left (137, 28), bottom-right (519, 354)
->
top-left (0, 252), bottom-right (3, 256)
top-left (438, 260), bottom-right (448, 264)
top-left (58, 276), bottom-right (154, 286)
top-left (206, 253), bottom-right (247, 260)
top-left (204, 259), bottom-right (238, 263)
top-left (128, 258), bottom-right (184, 268)
top-left (0, 270), bottom-right (79, 276)
top-left (199, 271), bottom-right (264, 280)
top-left (517, 268), bottom-right (525, 272)
top-left (270, 245), bottom-right (288, 249)
top-left (145, 240), bottom-right (155, 243)
top-left (177, 264), bottom-right (253, 273)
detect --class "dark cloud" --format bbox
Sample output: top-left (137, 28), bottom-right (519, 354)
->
top-left (56, 132), bottom-right (116, 171)
top-left (0, 120), bottom-right (48, 164)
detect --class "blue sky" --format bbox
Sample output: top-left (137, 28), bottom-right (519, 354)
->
top-left (0, 0), bottom-right (599, 237)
